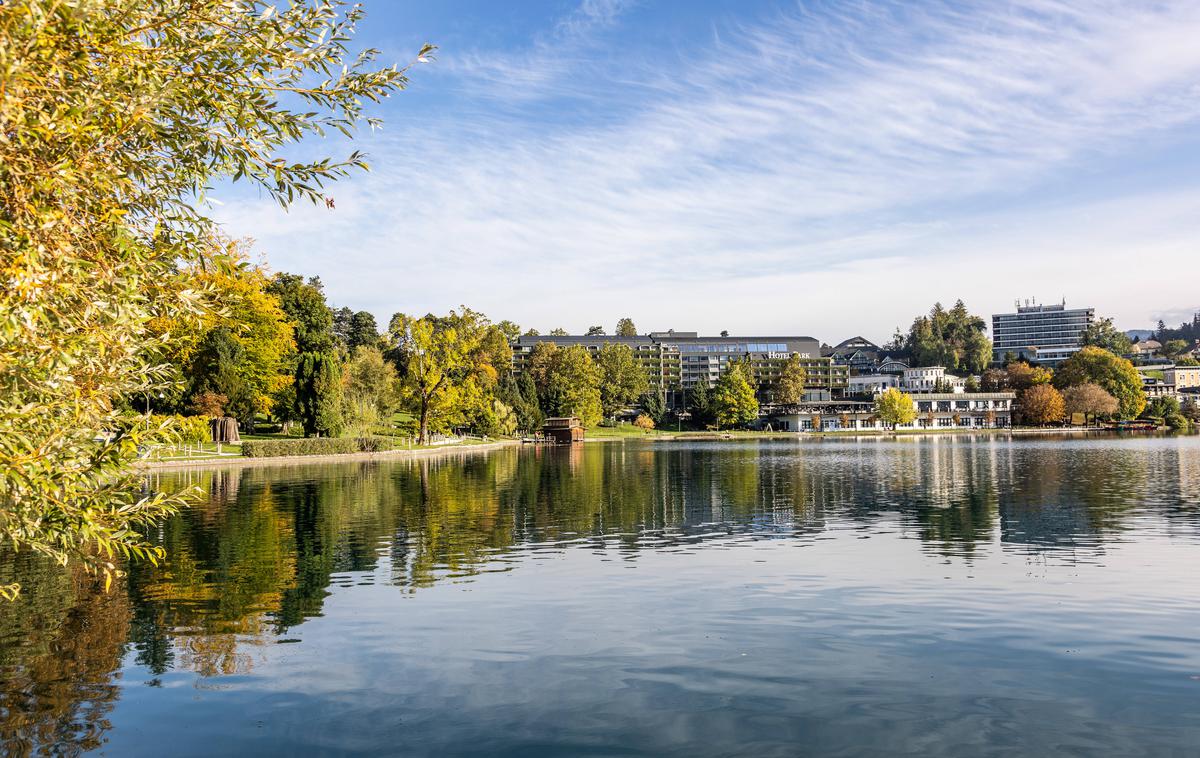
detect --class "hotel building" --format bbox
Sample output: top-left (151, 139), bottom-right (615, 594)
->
top-left (991, 300), bottom-right (1095, 367)
top-left (510, 331), bottom-right (848, 406)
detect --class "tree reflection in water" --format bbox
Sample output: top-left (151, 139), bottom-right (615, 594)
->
top-left (2, 436), bottom-right (1198, 754)
top-left (0, 558), bottom-right (129, 756)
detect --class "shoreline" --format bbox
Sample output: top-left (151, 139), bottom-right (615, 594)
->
top-left (589, 426), bottom-right (1131, 442)
top-left (134, 439), bottom-right (521, 472)
top-left (137, 426), bottom-right (1170, 470)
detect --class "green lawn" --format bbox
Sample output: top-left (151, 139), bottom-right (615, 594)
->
top-left (143, 440), bottom-right (243, 462)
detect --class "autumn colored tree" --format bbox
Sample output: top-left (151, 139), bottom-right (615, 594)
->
top-left (1062, 383), bottom-right (1119, 426)
top-left (0, 0), bottom-right (426, 598)
top-left (188, 392), bottom-right (228, 419)
top-left (1052, 347), bottom-right (1146, 419)
top-left (875, 388), bottom-right (917, 429)
top-left (615, 318), bottom-right (638, 337)
top-left (633, 414), bottom-right (656, 431)
top-left (388, 308), bottom-right (511, 442)
top-left (980, 368), bottom-right (1010, 391)
top-left (1018, 384), bottom-right (1066, 426)
top-left (1005, 361), bottom-right (1053, 391)
top-left (146, 238), bottom-right (295, 417)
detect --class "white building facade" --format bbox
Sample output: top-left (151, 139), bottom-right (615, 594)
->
top-left (771, 392), bottom-right (1015, 432)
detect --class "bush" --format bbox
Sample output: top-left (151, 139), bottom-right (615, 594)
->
top-left (368, 425), bottom-right (415, 438)
top-left (241, 436), bottom-right (395, 458)
top-left (170, 415), bottom-right (214, 444)
top-left (116, 413), bottom-right (212, 444)
top-left (1166, 413), bottom-right (1191, 431)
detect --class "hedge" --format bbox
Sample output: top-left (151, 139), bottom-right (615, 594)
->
top-left (241, 436), bottom-right (395, 458)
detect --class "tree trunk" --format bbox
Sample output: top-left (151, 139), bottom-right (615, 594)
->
top-left (419, 396), bottom-right (430, 446)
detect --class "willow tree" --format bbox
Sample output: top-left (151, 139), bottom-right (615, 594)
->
top-left (0, 0), bottom-right (430, 599)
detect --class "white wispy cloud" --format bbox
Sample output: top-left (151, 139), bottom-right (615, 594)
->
top-left (215, 0), bottom-right (1200, 339)
top-left (442, 0), bottom-right (635, 101)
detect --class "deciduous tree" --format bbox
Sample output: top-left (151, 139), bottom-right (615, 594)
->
top-left (187, 327), bottom-right (258, 427)
top-left (1018, 384), bottom-right (1066, 426)
top-left (615, 318), bottom-right (638, 337)
top-left (1052, 347), bottom-right (1146, 419)
top-left (390, 316), bottom-right (473, 444)
top-left (714, 361), bottom-right (759, 428)
top-left (2, 0), bottom-right (424, 595)
top-left (1062, 383), bottom-right (1118, 426)
top-left (269, 274), bottom-right (336, 355)
top-left (595, 344), bottom-right (649, 419)
top-left (773, 354), bottom-right (808, 406)
top-left (1005, 362), bottom-right (1053, 391)
top-left (542, 346), bottom-right (603, 427)
top-left (875, 388), bottom-right (917, 429)
top-left (343, 347), bottom-right (399, 437)
top-left (1162, 339), bottom-right (1190, 358)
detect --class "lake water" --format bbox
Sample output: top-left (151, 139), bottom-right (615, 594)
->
top-left (3, 435), bottom-right (1200, 756)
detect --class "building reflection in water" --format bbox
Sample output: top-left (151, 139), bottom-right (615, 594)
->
top-left (2, 436), bottom-right (1199, 754)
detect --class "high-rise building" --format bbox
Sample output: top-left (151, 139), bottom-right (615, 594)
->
top-left (990, 299), bottom-right (1094, 366)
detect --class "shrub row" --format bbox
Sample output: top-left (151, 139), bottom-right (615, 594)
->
top-left (241, 436), bottom-right (395, 458)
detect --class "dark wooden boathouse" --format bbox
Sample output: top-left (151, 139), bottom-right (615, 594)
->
top-left (542, 417), bottom-right (584, 444)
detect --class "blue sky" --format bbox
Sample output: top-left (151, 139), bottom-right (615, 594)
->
top-left (213, 0), bottom-right (1200, 343)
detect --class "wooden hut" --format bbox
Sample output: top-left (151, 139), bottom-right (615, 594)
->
top-left (542, 417), bottom-right (584, 444)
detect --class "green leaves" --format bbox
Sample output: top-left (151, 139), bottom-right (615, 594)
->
top-left (714, 360), bottom-right (758, 429)
top-left (875, 388), bottom-right (917, 428)
top-left (1052, 347), bottom-right (1146, 420)
top-left (1, 0), bottom-right (426, 599)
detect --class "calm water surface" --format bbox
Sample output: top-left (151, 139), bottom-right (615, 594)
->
top-left (3, 435), bottom-right (1200, 756)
